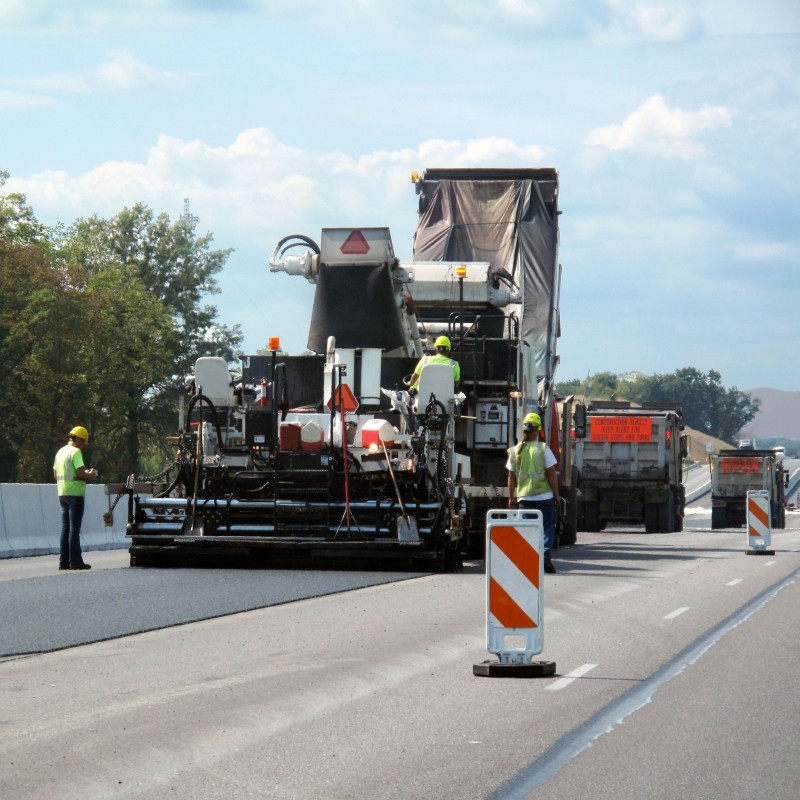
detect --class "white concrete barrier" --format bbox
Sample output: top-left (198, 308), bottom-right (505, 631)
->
top-left (0, 483), bottom-right (130, 559)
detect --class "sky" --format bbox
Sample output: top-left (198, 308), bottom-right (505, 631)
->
top-left (1, 0), bottom-right (799, 392)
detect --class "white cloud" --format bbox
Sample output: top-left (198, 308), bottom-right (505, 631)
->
top-left (731, 241), bottom-right (795, 262)
top-left (11, 131), bottom-right (544, 234)
top-left (8, 51), bottom-right (188, 94)
top-left (585, 94), bottom-right (732, 159)
top-left (324, 137), bottom-right (550, 177)
top-left (0, 89), bottom-right (55, 109)
top-left (601, 0), bottom-right (705, 43)
top-left (93, 50), bottom-right (187, 91)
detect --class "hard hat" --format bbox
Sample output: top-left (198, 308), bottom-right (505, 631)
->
top-left (523, 412), bottom-right (541, 429)
top-left (434, 335), bottom-right (451, 349)
top-left (69, 426), bottom-right (89, 443)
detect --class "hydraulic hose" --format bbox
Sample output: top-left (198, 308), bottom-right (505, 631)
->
top-left (425, 398), bottom-right (449, 495)
top-left (185, 392), bottom-right (244, 457)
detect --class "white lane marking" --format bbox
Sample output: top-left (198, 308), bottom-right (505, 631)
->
top-left (763, 560), bottom-right (776, 567)
top-left (500, 569), bottom-right (800, 799)
top-left (663, 606), bottom-right (690, 620)
top-left (545, 663), bottom-right (598, 691)
top-left (726, 578), bottom-right (743, 586)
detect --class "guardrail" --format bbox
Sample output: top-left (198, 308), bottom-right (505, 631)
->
top-left (0, 483), bottom-right (133, 559)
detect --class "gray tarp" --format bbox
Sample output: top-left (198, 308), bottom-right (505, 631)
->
top-left (412, 170), bottom-right (559, 382)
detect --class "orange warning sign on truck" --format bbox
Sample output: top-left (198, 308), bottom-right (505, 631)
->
top-left (590, 416), bottom-right (652, 442)
top-left (720, 457), bottom-right (760, 473)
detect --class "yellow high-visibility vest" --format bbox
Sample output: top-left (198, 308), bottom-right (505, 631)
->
top-left (507, 441), bottom-right (551, 496)
top-left (54, 444), bottom-right (86, 497)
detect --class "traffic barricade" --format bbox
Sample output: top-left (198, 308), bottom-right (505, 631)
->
top-left (745, 489), bottom-right (775, 556)
top-left (474, 508), bottom-right (556, 678)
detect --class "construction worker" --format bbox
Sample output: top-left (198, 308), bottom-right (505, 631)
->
top-left (406, 335), bottom-right (461, 392)
top-left (507, 412), bottom-right (560, 574)
top-left (53, 426), bottom-right (98, 570)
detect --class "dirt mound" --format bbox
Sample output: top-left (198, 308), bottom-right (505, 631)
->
top-left (683, 427), bottom-right (733, 464)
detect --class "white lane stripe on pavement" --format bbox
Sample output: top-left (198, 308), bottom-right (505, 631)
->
top-left (663, 606), bottom-right (690, 620)
top-left (545, 663), bottom-right (598, 691)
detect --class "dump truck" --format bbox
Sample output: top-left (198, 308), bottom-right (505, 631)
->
top-left (572, 401), bottom-right (688, 533)
top-left (710, 449), bottom-right (788, 529)
top-left (126, 168), bottom-right (573, 568)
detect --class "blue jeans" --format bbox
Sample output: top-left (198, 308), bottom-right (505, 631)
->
top-left (518, 498), bottom-right (556, 559)
top-left (59, 495), bottom-right (85, 567)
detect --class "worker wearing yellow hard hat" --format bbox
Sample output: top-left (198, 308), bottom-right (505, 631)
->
top-left (53, 425), bottom-right (98, 570)
top-left (406, 335), bottom-right (461, 392)
top-left (506, 411), bottom-right (560, 573)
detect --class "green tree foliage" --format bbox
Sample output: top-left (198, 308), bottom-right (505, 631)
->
top-left (0, 177), bottom-right (242, 481)
top-left (554, 371), bottom-right (632, 400)
top-left (0, 170), bottom-right (46, 246)
top-left (556, 367), bottom-right (760, 444)
top-left (627, 368), bottom-right (759, 442)
top-left (61, 203), bottom-right (241, 376)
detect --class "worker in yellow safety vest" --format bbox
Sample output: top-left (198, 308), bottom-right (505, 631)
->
top-left (406, 335), bottom-right (461, 392)
top-left (506, 412), bottom-right (560, 574)
top-left (53, 426), bottom-right (98, 570)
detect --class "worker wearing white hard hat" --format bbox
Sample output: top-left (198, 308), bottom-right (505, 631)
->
top-left (406, 335), bottom-right (461, 392)
top-left (53, 426), bottom-right (98, 570)
top-left (506, 412), bottom-right (560, 573)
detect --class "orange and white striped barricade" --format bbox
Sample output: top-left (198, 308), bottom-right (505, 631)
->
top-left (473, 509), bottom-right (556, 678)
top-left (745, 490), bottom-right (775, 556)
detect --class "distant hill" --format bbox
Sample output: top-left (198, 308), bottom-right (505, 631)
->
top-left (739, 388), bottom-right (800, 439)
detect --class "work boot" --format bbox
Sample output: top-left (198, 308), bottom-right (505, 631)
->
top-left (70, 563), bottom-right (91, 570)
top-left (544, 557), bottom-right (556, 574)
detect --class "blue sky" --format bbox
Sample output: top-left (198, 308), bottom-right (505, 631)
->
top-left (2, 1), bottom-right (798, 391)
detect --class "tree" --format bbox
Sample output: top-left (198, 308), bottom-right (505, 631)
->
top-left (0, 250), bottom-right (177, 481)
top-left (0, 175), bottom-right (55, 480)
top-left (554, 367), bottom-right (760, 444)
top-left (62, 203), bottom-right (241, 375)
top-left (628, 367), bottom-right (759, 443)
top-left (54, 204), bottom-right (243, 477)
top-left (0, 179), bottom-right (243, 481)
top-left (554, 371), bottom-right (629, 400)
top-left (0, 170), bottom-right (46, 246)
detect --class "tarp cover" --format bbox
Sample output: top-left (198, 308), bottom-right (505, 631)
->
top-left (413, 172), bottom-right (559, 380)
top-left (307, 263), bottom-right (405, 353)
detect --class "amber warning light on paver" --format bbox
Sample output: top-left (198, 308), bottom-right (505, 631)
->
top-left (590, 416), bottom-right (652, 442)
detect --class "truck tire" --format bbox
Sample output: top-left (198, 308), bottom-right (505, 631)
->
top-left (655, 489), bottom-right (676, 532)
top-left (559, 486), bottom-right (578, 546)
top-left (644, 504), bottom-right (659, 533)
top-left (659, 497), bottom-right (675, 533)
top-left (584, 502), bottom-right (600, 533)
top-left (675, 487), bottom-right (685, 532)
top-left (711, 506), bottom-right (725, 529)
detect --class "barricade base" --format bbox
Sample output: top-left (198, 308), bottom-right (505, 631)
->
top-left (473, 660), bottom-right (556, 678)
top-left (745, 549), bottom-right (775, 556)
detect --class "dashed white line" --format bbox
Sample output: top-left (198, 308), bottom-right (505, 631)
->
top-left (763, 560), bottom-right (777, 567)
top-left (500, 569), bottom-right (800, 799)
top-left (663, 606), bottom-right (690, 620)
top-left (545, 663), bottom-right (597, 691)
top-left (726, 578), bottom-right (743, 586)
